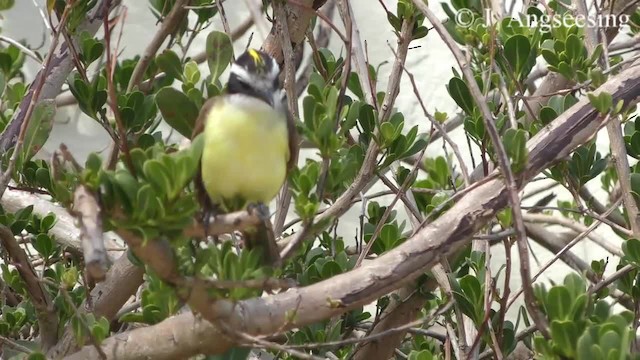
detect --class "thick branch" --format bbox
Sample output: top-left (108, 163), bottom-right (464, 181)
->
top-left (1, 187), bottom-right (120, 261)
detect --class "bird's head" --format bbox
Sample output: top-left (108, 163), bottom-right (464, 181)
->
top-left (227, 48), bottom-right (282, 107)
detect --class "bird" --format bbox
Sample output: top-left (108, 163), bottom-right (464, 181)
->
top-left (191, 48), bottom-right (297, 266)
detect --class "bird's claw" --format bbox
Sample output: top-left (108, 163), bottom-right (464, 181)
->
top-left (247, 202), bottom-right (270, 222)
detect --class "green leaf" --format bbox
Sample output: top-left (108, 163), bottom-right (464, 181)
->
top-left (622, 238), bottom-right (640, 264)
top-left (565, 34), bottom-right (584, 62)
top-left (539, 106), bottom-right (558, 125)
top-left (18, 100), bottom-right (55, 170)
top-left (27, 353), bottom-right (47, 360)
top-left (588, 92), bottom-right (613, 114)
top-left (447, 77), bottom-right (474, 115)
top-left (79, 31), bottom-right (104, 66)
top-left (541, 49), bottom-right (559, 67)
top-left (412, 25), bottom-right (429, 40)
top-left (577, 329), bottom-right (595, 360)
top-left (0, 0), bottom-right (13, 11)
top-left (208, 346), bottom-right (252, 360)
top-left (551, 320), bottom-right (579, 357)
top-left (155, 87), bottom-right (199, 138)
top-left (143, 160), bottom-right (173, 199)
top-left (61, 266), bottom-right (79, 288)
top-left (0, 72), bottom-right (6, 99)
top-left (347, 73), bottom-right (364, 100)
top-left (545, 286), bottom-right (572, 320)
top-left (502, 128), bottom-right (528, 173)
top-left (504, 35), bottom-right (531, 77)
top-left (156, 50), bottom-right (183, 81)
top-left (184, 60), bottom-right (201, 84)
top-left (33, 233), bottom-right (54, 259)
top-left (408, 350), bottom-right (434, 360)
top-left (459, 274), bottom-right (483, 305)
top-left (206, 31), bottom-right (233, 83)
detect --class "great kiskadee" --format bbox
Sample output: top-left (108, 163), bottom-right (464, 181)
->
top-left (192, 49), bottom-right (297, 265)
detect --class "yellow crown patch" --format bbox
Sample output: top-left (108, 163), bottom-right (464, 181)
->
top-left (248, 49), bottom-right (265, 68)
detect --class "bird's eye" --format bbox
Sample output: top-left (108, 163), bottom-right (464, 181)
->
top-left (272, 77), bottom-right (280, 89)
top-left (238, 79), bottom-right (253, 91)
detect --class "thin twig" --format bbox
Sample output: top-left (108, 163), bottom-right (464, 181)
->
top-left (127, 0), bottom-right (190, 92)
top-left (216, 0), bottom-right (234, 61)
top-left (412, 0), bottom-right (550, 339)
top-left (289, 301), bottom-right (454, 350)
top-left (522, 213), bottom-right (623, 256)
top-left (508, 198), bottom-right (623, 308)
top-left (103, 1), bottom-right (136, 176)
top-left (588, 264), bottom-right (635, 295)
top-left (354, 16), bottom-right (417, 267)
top-left (0, 334), bottom-right (33, 354)
top-left (585, 0), bottom-right (640, 238)
top-left (0, 35), bottom-right (41, 63)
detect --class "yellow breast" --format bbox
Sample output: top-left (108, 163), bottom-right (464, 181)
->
top-left (200, 95), bottom-right (289, 211)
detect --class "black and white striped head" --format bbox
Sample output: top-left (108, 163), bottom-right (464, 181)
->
top-left (227, 49), bottom-right (282, 107)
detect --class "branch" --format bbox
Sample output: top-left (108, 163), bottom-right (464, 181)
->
top-left (65, 58), bottom-right (640, 360)
top-left (352, 278), bottom-right (438, 360)
top-left (0, 2), bottom-right (72, 199)
top-left (261, 0), bottom-right (328, 65)
top-left (0, 0), bottom-right (121, 153)
top-left (355, 14), bottom-right (415, 266)
top-left (71, 185), bottom-right (110, 282)
top-left (0, 225), bottom-right (58, 350)
top-left (280, 0), bottom-right (380, 259)
top-left (523, 0), bottom-right (635, 124)
top-left (1, 190), bottom-right (74, 249)
top-left (0, 35), bottom-right (41, 63)
top-left (272, 0), bottom-right (300, 237)
top-left (526, 223), bottom-right (633, 309)
top-left (183, 210), bottom-right (262, 238)
top-left (508, 199), bottom-right (624, 308)
top-left (47, 253), bottom-right (144, 358)
top-left (522, 213), bottom-right (623, 257)
top-left (126, 0), bottom-right (191, 92)
top-left (55, 14), bottom-right (255, 107)
top-left (578, 186), bottom-right (627, 229)
top-left (575, 0), bottom-right (640, 237)
top-left (411, 0), bottom-right (550, 338)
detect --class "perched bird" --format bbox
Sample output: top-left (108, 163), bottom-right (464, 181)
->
top-left (192, 49), bottom-right (297, 265)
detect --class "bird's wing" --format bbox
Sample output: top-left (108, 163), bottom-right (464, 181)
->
top-left (192, 97), bottom-right (222, 214)
top-left (191, 96), bottom-right (220, 139)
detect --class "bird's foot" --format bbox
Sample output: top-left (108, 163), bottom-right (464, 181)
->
top-left (201, 206), bottom-right (221, 243)
top-left (247, 202), bottom-right (270, 222)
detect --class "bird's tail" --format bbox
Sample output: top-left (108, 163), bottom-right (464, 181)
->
top-left (242, 219), bottom-right (281, 267)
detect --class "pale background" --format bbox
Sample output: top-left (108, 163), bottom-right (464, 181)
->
top-left (2, 0), bottom-right (631, 321)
